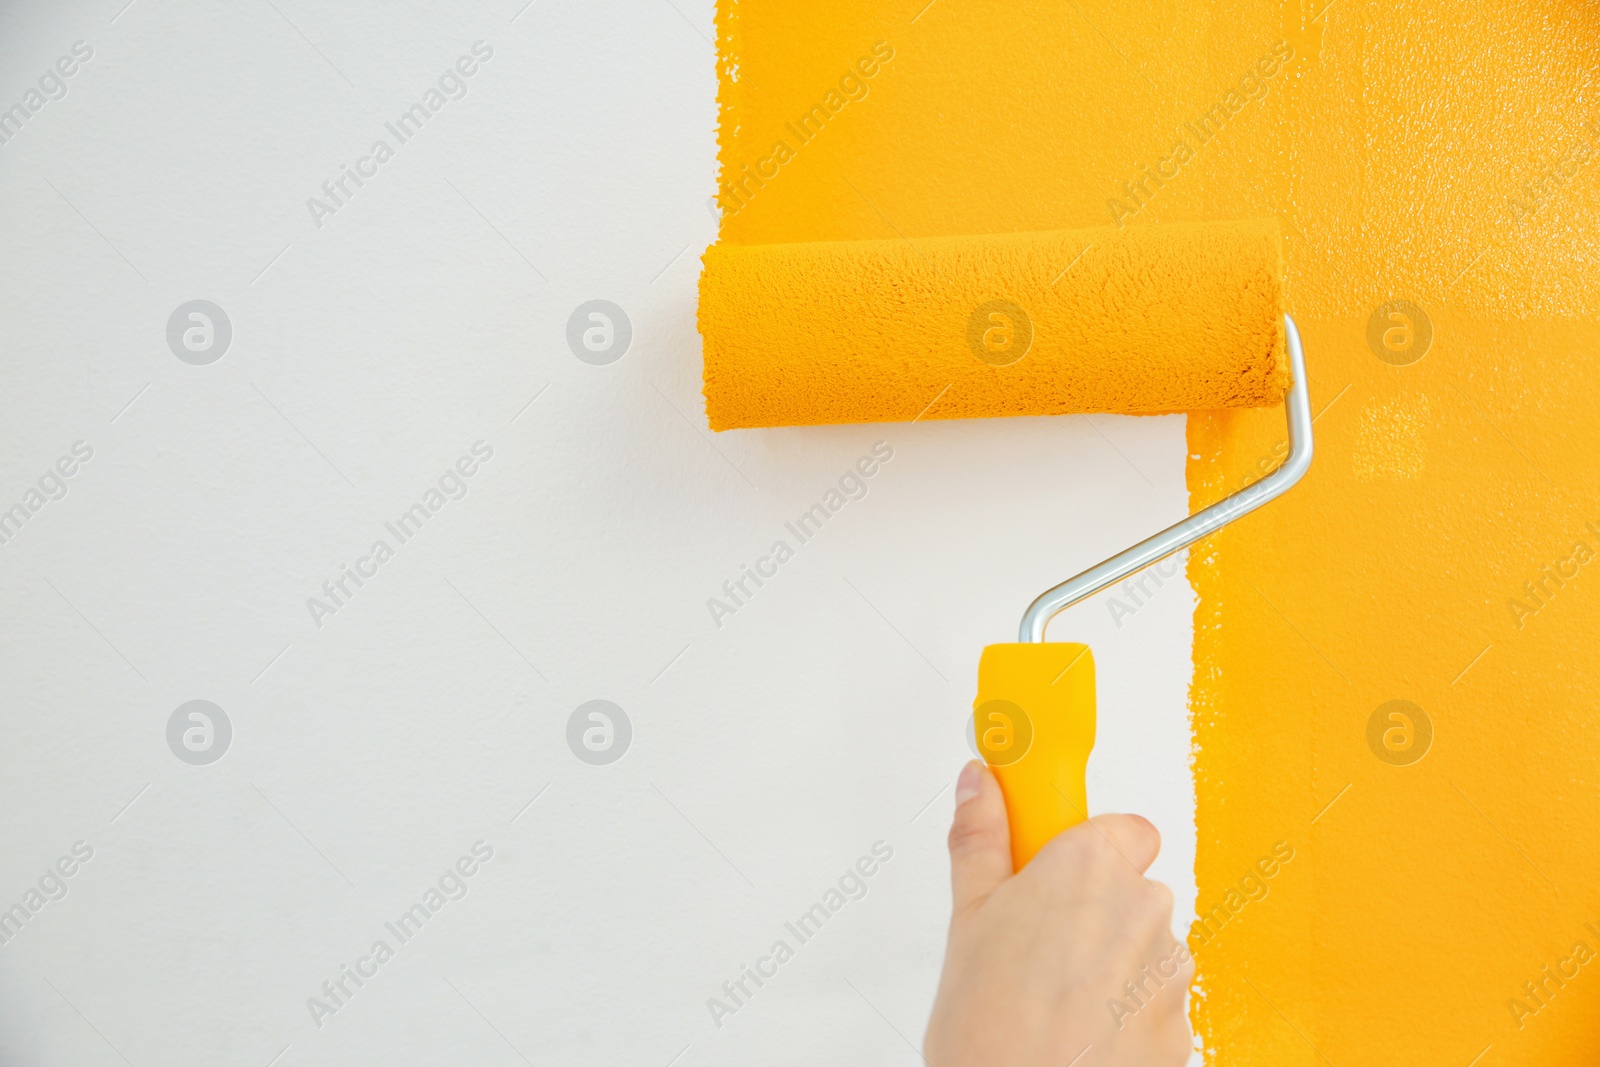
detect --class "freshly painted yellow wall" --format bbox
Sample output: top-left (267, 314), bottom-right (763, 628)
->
top-left (715, 0), bottom-right (1600, 1061)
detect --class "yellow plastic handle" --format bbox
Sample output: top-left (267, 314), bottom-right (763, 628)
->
top-left (973, 643), bottom-right (1096, 871)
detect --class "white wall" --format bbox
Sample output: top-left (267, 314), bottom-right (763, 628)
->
top-left (0, 2), bottom-right (1196, 1063)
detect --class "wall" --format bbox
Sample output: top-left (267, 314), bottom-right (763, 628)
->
top-left (716, 0), bottom-right (1600, 1064)
top-left (0, 2), bottom-right (1199, 1065)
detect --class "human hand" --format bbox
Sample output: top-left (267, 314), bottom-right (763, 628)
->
top-left (923, 761), bottom-right (1193, 1067)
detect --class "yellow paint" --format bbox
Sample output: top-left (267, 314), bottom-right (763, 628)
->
top-left (716, 0), bottom-right (1600, 1062)
top-left (699, 221), bottom-right (1287, 429)
top-left (973, 643), bottom-right (1096, 872)
top-left (1351, 393), bottom-right (1431, 480)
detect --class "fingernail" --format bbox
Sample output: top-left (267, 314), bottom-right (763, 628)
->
top-left (955, 760), bottom-right (984, 806)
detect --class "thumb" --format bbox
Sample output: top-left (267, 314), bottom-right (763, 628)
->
top-left (947, 760), bottom-right (1012, 911)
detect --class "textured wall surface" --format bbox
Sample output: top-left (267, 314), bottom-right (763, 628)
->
top-left (0, 2), bottom-right (1200, 1065)
top-left (717, 0), bottom-right (1600, 1063)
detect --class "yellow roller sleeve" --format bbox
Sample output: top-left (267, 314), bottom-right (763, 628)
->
top-left (699, 219), bottom-right (1286, 430)
top-left (974, 643), bottom-right (1096, 871)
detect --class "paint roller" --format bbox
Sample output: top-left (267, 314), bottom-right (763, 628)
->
top-left (698, 218), bottom-right (1312, 870)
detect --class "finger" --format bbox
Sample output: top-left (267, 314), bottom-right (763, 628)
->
top-left (1148, 937), bottom-right (1194, 1014)
top-left (1163, 950), bottom-right (1196, 1013)
top-left (1156, 1005), bottom-right (1196, 1064)
top-left (1082, 813), bottom-right (1162, 874)
top-left (947, 761), bottom-right (1012, 911)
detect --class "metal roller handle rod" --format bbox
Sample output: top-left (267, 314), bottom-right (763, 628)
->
top-left (1019, 314), bottom-right (1314, 643)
